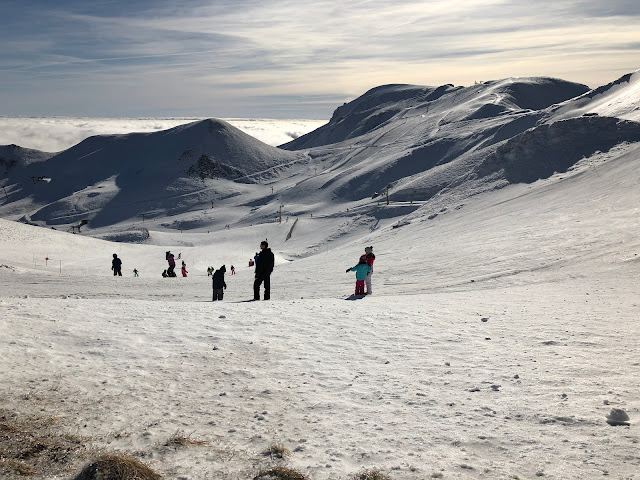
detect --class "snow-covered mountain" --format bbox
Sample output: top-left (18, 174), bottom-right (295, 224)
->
top-left (1, 72), bottom-right (639, 249)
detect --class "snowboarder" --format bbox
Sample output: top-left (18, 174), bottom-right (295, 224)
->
top-left (166, 251), bottom-right (176, 277)
top-left (133, 268), bottom-right (139, 277)
top-left (181, 261), bottom-right (188, 277)
top-left (212, 265), bottom-right (227, 301)
top-left (361, 246), bottom-right (376, 295)
top-left (346, 257), bottom-right (372, 296)
top-left (230, 265), bottom-right (235, 275)
top-left (111, 254), bottom-right (122, 276)
top-left (254, 241), bottom-right (275, 300)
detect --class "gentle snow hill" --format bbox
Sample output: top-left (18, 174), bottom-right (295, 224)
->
top-left (0, 119), bottom-right (304, 227)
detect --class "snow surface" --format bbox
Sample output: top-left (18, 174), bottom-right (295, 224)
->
top-left (1, 72), bottom-right (640, 479)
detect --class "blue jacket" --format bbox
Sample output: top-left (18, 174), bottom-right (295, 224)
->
top-left (349, 263), bottom-right (371, 280)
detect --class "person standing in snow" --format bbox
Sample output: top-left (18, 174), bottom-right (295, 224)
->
top-left (207, 266), bottom-right (213, 276)
top-left (230, 265), bottom-right (235, 275)
top-left (111, 254), bottom-right (122, 276)
top-left (166, 251), bottom-right (176, 277)
top-left (361, 246), bottom-right (375, 295)
top-left (212, 265), bottom-right (227, 301)
top-left (346, 257), bottom-right (371, 296)
top-left (133, 268), bottom-right (139, 277)
top-left (181, 261), bottom-right (188, 277)
top-left (254, 241), bottom-right (275, 300)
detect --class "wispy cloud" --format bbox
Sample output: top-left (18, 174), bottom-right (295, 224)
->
top-left (1, 0), bottom-right (639, 117)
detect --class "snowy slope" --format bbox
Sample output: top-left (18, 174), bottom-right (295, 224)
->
top-left (1, 134), bottom-right (639, 479)
top-left (546, 69), bottom-right (640, 122)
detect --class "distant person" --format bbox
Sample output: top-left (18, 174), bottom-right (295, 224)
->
top-left (248, 259), bottom-right (254, 267)
top-left (361, 246), bottom-right (375, 295)
top-left (166, 251), bottom-right (176, 277)
top-left (346, 257), bottom-right (371, 296)
top-left (162, 270), bottom-right (168, 278)
top-left (254, 240), bottom-right (275, 300)
top-left (207, 266), bottom-right (213, 276)
top-left (254, 252), bottom-right (259, 266)
top-left (133, 268), bottom-right (139, 277)
top-left (230, 265), bottom-right (235, 275)
top-left (181, 261), bottom-right (188, 277)
top-left (111, 254), bottom-right (122, 276)
top-left (212, 265), bottom-right (227, 301)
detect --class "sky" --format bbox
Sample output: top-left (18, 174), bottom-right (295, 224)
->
top-left (1, 0), bottom-right (640, 119)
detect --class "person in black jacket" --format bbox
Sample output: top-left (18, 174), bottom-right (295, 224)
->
top-left (212, 265), bottom-right (227, 301)
top-left (111, 253), bottom-right (122, 276)
top-left (253, 240), bottom-right (274, 300)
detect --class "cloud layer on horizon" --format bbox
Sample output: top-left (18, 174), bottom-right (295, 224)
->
top-left (0, 117), bottom-right (327, 152)
top-left (1, 0), bottom-right (639, 118)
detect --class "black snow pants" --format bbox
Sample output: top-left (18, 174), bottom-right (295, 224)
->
top-left (253, 274), bottom-right (270, 300)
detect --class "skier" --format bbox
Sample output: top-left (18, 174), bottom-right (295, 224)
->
top-left (346, 257), bottom-right (372, 296)
top-left (111, 254), bottom-right (122, 276)
top-left (212, 265), bottom-right (227, 301)
top-left (230, 265), bottom-right (235, 275)
top-left (166, 251), bottom-right (176, 277)
top-left (254, 241), bottom-right (274, 300)
top-left (181, 261), bottom-right (188, 277)
top-left (360, 246), bottom-right (376, 295)
top-left (133, 268), bottom-right (139, 277)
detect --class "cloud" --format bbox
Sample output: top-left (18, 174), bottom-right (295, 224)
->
top-left (1, 1), bottom-right (639, 117)
top-left (0, 117), bottom-right (327, 152)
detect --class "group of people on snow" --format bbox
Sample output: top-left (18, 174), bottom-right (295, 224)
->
top-left (110, 241), bottom-right (375, 300)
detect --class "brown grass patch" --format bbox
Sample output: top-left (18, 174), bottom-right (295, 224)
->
top-left (72, 454), bottom-right (162, 480)
top-left (0, 409), bottom-right (88, 478)
top-left (1, 458), bottom-right (37, 476)
top-left (254, 466), bottom-right (310, 480)
top-left (164, 432), bottom-right (209, 448)
top-left (351, 469), bottom-right (393, 480)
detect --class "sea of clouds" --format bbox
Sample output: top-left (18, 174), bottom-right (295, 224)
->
top-left (0, 117), bottom-right (327, 152)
